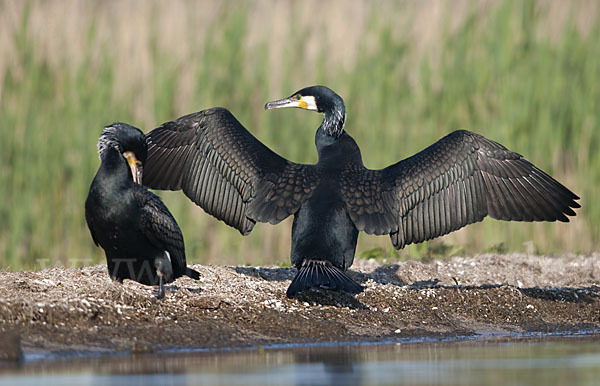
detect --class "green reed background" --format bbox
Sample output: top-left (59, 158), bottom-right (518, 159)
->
top-left (0, 1), bottom-right (598, 269)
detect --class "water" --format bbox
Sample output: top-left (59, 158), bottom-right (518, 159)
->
top-left (1, 334), bottom-right (599, 385)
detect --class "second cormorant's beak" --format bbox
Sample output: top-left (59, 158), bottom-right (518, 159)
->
top-left (123, 151), bottom-right (143, 184)
top-left (265, 94), bottom-right (318, 111)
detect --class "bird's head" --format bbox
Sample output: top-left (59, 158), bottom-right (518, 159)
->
top-left (97, 122), bottom-right (147, 184)
top-left (265, 85), bottom-right (346, 138)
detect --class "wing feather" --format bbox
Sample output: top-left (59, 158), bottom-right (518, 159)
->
top-left (134, 186), bottom-right (187, 276)
top-left (143, 108), bottom-right (318, 235)
top-left (341, 130), bottom-right (579, 249)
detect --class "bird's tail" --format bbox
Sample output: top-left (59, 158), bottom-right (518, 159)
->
top-left (286, 259), bottom-right (363, 297)
top-left (186, 267), bottom-right (200, 280)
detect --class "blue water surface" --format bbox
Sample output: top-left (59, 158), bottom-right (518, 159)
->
top-left (1, 332), bottom-right (599, 386)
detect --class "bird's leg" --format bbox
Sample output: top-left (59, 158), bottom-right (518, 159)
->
top-left (157, 271), bottom-right (165, 299)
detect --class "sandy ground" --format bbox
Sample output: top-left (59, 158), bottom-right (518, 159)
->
top-left (0, 254), bottom-right (598, 360)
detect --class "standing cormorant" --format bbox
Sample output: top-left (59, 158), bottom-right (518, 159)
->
top-left (142, 86), bottom-right (579, 297)
top-left (85, 123), bottom-right (200, 298)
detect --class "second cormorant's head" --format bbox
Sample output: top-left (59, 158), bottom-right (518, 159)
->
top-left (265, 85), bottom-right (346, 138)
top-left (97, 122), bottom-right (147, 184)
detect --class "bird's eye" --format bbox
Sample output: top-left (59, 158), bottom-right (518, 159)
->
top-left (295, 95), bottom-right (301, 100)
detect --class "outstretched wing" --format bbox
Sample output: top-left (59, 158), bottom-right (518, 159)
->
top-left (342, 130), bottom-right (580, 249)
top-left (134, 187), bottom-right (188, 276)
top-left (143, 108), bottom-right (318, 235)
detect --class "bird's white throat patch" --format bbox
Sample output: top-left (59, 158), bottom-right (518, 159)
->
top-left (303, 95), bottom-right (318, 111)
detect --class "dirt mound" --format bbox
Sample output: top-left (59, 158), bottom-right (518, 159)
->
top-left (0, 254), bottom-right (598, 356)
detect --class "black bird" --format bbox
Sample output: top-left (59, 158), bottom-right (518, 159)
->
top-left (85, 123), bottom-right (200, 299)
top-left (142, 85), bottom-right (579, 297)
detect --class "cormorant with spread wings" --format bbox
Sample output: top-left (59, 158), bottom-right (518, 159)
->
top-left (142, 86), bottom-right (579, 297)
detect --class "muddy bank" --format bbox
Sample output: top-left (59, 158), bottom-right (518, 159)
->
top-left (0, 254), bottom-right (598, 357)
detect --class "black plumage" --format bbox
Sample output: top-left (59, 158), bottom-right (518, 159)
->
top-left (85, 123), bottom-right (200, 299)
top-left (142, 85), bottom-right (579, 297)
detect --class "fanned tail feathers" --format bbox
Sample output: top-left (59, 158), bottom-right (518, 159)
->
top-left (286, 259), bottom-right (363, 297)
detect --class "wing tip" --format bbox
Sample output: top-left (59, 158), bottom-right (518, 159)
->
top-left (186, 267), bottom-right (200, 280)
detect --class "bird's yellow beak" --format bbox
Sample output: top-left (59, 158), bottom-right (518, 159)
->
top-left (123, 151), bottom-right (143, 184)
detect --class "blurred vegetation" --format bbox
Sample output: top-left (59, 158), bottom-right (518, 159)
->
top-left (0, 1), bottom-right (597, 270)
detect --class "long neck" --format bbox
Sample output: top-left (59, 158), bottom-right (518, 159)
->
top-left (95, 148), bottom-right (133, 191)
top-left (315, 115), bottom-right (364, 168)
top-left (315, 103), bottom-right (347, 160)
top-left (320, 107), bottom-right (346, 139)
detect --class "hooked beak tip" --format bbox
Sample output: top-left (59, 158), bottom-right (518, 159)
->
top-left (123, 151), bottom-right (143, 184)
top-left (264, 98), bottom-right (294, 111)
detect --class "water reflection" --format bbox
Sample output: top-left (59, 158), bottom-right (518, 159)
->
top-left (1, 335), bottom-right (600, 385)
top-left (291, 346), bottom-right (363, 386)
